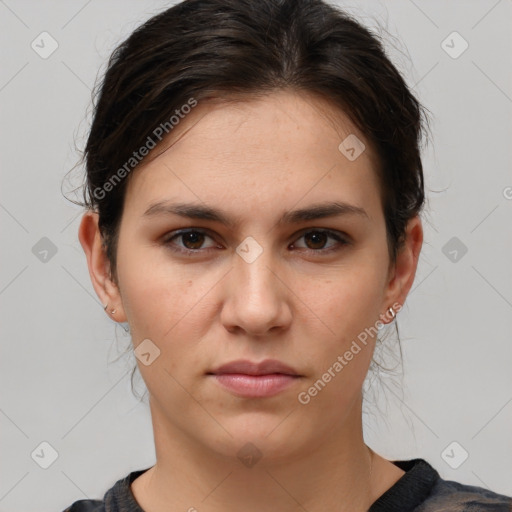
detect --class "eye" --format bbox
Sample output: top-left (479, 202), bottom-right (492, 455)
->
top-left (162, 229), bottom-right (219, 254)
top-left (162, 228), bottom-right (350, 256)
top-left (290, 229), bottom-right (349, 254)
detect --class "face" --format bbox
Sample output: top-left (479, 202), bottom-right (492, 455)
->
top-left (81, 90), bottom-right (421, 464)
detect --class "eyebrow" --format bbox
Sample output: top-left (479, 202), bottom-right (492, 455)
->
top-left (142, 200), bottom-right (369, 227)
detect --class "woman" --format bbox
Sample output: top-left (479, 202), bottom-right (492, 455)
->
top-left (65, 0), bottom-right (512, 510)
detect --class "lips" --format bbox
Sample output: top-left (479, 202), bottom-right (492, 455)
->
top-left (207, 359), bottom-right (302, 398)
top-left (208, 359), bottom-right (300, 377)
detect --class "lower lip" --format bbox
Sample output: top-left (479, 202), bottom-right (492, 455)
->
top-left (211, 373), bottom-right (300, 398)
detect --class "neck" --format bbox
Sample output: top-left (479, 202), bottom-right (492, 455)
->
top-left (132, 394), bottom-right (377, 512)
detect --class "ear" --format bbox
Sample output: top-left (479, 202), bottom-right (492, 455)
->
top-left (381, 215), bottom-right (423, 321)
top-left (78, 211), bottom-right (127, 323)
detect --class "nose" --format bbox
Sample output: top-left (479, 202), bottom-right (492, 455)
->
top-left (220, 244), bottom-right (293, 336)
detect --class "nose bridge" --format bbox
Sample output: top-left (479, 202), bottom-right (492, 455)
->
top-left (222, 234), bottom-right (290, 334)
top-left (234, 234), bottom-right (279, 300)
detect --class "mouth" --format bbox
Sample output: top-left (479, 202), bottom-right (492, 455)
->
top-left (206, 359), bottom-right (302, 398)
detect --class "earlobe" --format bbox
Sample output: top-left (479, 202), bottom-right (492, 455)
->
top-left (78, 211), bottom-right (127, 322)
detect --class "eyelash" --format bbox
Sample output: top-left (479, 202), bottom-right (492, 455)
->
top-left (161, 228), bottom-right (350, 256)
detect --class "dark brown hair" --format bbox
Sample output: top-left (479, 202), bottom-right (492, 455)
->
top-left (76, 0), bottom-right (430, 284)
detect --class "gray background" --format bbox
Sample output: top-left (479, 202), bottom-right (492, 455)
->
top-left (1, 0), bottom-right (511, 510)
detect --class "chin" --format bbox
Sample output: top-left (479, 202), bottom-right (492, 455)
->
top-left (205, 415), bottom-right (311, 465)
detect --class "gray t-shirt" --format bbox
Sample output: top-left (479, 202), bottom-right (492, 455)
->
top-left (63, 458), bottom-right (512, 511)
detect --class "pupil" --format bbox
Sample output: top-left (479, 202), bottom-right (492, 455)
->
top-left (305, 231), bottom-right (326, 249)
top-left (183, 232), bottom-right (204, 249)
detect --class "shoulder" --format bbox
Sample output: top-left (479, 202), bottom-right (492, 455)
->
top-left (417, 474), bottom-right (512, 511)
top-left (61, 466), bottom-right (151, 512)
top-left (378, 458), bottom-right (512, 512)
top-left (62, 499), bottom-right (104, 512)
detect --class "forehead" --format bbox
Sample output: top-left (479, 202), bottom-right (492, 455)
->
top-left (123, 90), bottom-right (382, 224)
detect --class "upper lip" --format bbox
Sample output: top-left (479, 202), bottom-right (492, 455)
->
top-left (208, 359), bottom-right (300, 376)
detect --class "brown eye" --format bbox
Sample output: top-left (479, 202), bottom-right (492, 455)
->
top-left (304, 231), bottom-right (329, 250)
top-left (291, 229), bottom-right (349, 254)
top-left (163, 229), bottom-right (218, 254)
top-left (180, 231), bottom-right (206, 250)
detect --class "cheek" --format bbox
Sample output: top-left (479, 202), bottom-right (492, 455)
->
top-left (312, 266), bottom-right (385, 338)
top-left (297, 278), bottom-right (380, 418)
top-left (117, 263), bottom-right (206, 394)
top-left (299, 264), bottom-right (385, 394)
top-left (116, 242), bottom-right (200, 342)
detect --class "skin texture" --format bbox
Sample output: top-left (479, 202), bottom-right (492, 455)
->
top-left (79, 90), bottom-right (423, 511)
